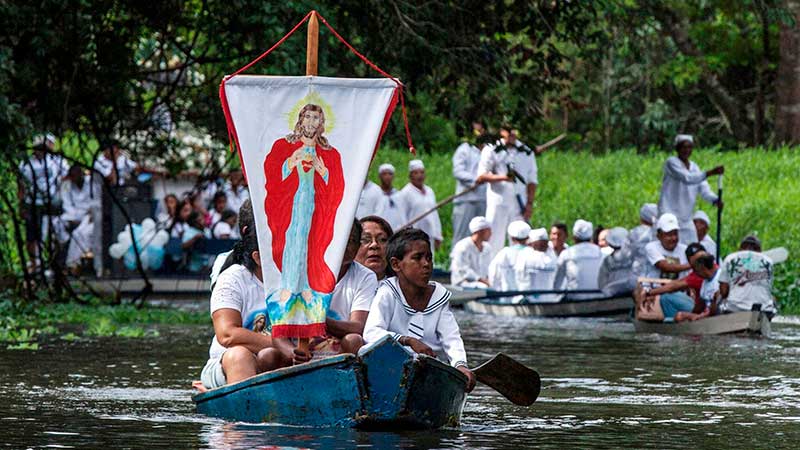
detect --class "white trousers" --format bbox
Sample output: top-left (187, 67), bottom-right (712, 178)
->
top-left (66, 216), bottom-right (94, 267)
top-left (678, 219), bottom-right (698, 245)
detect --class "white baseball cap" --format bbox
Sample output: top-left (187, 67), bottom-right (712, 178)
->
top-left (469, 216), bottom-right (491, 234)
top-left (639, 203), bottom-right (658, 223)
top-left (528, 227), bottom-right (548, 243)
top-left (408, 159), bottom-right (425, 171)
top-left (573, 219), bottom-right (593, 241)
top-left (657, 213), bottom-right (680, 232)
top-left (674, 134), bottom-right (694, 147)
top-left (606, 227), bottom-right (629, 249)
top-left (507, 220), bottom-right (532, 240)
top-left (378, 163), bottom-right (395, 174)
top-left (692, 210), bottom-right (711, 226)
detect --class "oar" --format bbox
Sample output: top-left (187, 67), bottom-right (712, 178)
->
top-left (716, 174), bottom-right (723, 264)
top-left (402, 183), bottom-right (480, 229)
top-left (472, 353), bottom-right (541, 406)
top-left (763, 247), bottom-right (789, 264)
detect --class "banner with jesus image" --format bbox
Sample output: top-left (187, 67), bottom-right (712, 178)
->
top-left (222, 76), bottom-right (399, 338)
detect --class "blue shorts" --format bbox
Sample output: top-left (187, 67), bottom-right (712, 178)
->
top-left (660, 292), bottom-right (695, 322)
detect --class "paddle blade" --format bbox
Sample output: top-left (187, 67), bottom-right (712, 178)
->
top-left (473, 353), bottom-right (541, 406)
top-left (763, 247), bottom-right (788, 264)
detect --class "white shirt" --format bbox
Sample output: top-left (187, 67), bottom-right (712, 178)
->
top-left (554, 242), bottom-right (604, 299)
top-left (400, 183), bottom-right (442, 246)
top-left (719, 251), bottom-right (775, 313)
top-left (60, 176), bottom-right (95, 222)
top-left (209, 250), bottom-right (232, 287)
top-left (477, 139), bottom-right (538, 209)
top-left (700, 234), bottom-right (717, 258)
top-left (699, 268), bottom-right (721, 308)
top-left (224, 183), bottom-right (250, 215)
top-left (488, 244), bottom-right (528, 292)
top-left (363, 278), bottom-right (467, 368)
top-left (515, 247), bottom-right (558, 300)
top-left (449, 236), bottom-right (492, 286)
top-left (328, 262), bottom-right (379, 321)
top-left (547, 241), bottom-right (569, 260)
top-left (597, 248), bottom-right (636, 296)
top-left (207, 264), bottom-right (267, 360)
top-left (452, 142), bottom-right (486, 203)
top-left (356, 181), bottom-right (385, 219)
top-left (94, 153), bottom-right (137, 186)
top-left (629, 224), bottom-right (654, 276)
top-left (19, 154), bottom-right (69, 205)
top-left (644, 240), bottom-right (689, 280)
top-left (212, 221), bottom-right (233, 239)
top-left (378, 187), bottom-right (408, 232)
top-left (658, 157), bottom-right (717, 223)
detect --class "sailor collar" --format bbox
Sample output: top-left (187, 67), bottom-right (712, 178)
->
top-left (383, 278), bottom-right (451, 315)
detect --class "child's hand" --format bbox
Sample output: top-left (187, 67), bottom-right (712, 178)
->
top-left (457, 366), bottom-right (476, 392)
top-left (403, 336), bottom-right (436, 357)
top-left (293, 348), bottom-right (313, 364)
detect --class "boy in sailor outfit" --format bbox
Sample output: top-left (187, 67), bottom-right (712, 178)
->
top-left (363, 227), bottom-right (476, 392)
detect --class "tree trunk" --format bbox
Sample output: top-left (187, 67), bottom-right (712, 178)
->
top-left (776, 0), bottom-right (800, 145)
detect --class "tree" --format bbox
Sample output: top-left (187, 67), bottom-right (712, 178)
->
top-left (776, 0), bottom-right (800, 143)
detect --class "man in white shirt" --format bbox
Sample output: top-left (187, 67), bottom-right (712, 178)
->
top-left (692, 210), bottom-right (717, 258)
top-left (488, 220), bottom-right (531, 295)
top-left (450, 216), bottom-right (493, 288)
top-left (630, 203), bottom-right (657, 276)
top-left (548, 222), bottom-right (569, 259)
top-left (58, 166), bottom-right (97, 268)
top-left (356, 178), bottom-right (385, 219)
top-left (554, 219), bottom-right (605, 299)
top-left (476, 126), bottom-right (539, 258)
top-left (223, 169), bottom-right (249, 218)
top-left (658, 134), bottom-right (724, 244)
top-left (515, 227), bottom-right (558, 301)
top-left (597, 227), bottom-right (636, 296)
top-left (451, 124), bottom-right (489, 244)
top-left (643, 213), bottom-right (690, 281)
top-left (400, 160), bottom-right (442, 251)
top-left (376, 163), bottom-right (407, 232)
top-left (717, 235), bottom-right (776, 316)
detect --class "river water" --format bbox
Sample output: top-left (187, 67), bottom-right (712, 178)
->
top-left (2, 311), bottom-right (799, 449)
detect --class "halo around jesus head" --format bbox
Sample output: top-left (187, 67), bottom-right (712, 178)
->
top-left (286, 90), bottom-right (336, 133)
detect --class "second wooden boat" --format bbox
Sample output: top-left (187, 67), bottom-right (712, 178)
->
top-left (633, 311), bottom-right (771, 337)
top-left (464, 293), bottom-right (634, 318)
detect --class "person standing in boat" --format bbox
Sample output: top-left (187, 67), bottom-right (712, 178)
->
top-left (658, 134), bottom-right (724, 244)
top-left (717, 235), bottom-right (777, 317)
top-left (400, 159), bottom-right (442, 251)
top-left (553, 220), bottom-right (604, 299)
top-left (450, 216), bottom-right (493, 289)
top-left (451, 120), bottom-right (488, 244)
top-left (515, 227), bottom-right (558, 301)
top-left (630, 203), bottom-right (658, 276)
top-left (375, 163), bottom-right (408, 233)
top-left (488, 220), bottom-right (532, 295)
top-left (355, 215), bottom-right (393, 281)
top-left (363, 228), bottom-right (476, 392)
top-left (692, 210), bottom-right (717, 259)
top-left (355, 178), bottom-right (384, 219)
top-left (643, 213), bottom-right (690, 281)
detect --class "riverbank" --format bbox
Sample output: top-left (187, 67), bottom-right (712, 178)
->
top-left (371, 146), bottom-right (800, 311)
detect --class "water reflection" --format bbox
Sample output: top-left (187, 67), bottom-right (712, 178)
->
top-left (1, 314), bottom-right (800, 448)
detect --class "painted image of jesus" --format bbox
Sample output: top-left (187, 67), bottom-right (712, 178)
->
top-left (264, 104), bottom-right (344, 304)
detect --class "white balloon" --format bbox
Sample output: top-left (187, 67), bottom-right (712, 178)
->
top-left (109, 242), bottom-right (129, 259)
top-left (151, 230), bottom-right (169, 247)
top-left (141, 218), bottom-right (156, 232)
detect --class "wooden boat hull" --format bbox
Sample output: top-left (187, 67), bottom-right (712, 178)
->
top-left (192, 337), bottom-right (467, 429)
top-left (192, 354), bottom-right (365, 427)
top-left (464, 295), bottom-right (634, 318)
top-left (358, 335), bottom-right (467, 429)
top-left (633, 311), bottom-right (771, 336)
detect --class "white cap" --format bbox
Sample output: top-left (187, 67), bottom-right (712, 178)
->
top-left (606, 227), bottom-right (629, 249)
top-left (656, 213), bottom-right (680, 232)
top-left (507, 220), bottom-right (532, 240)
top-left (33, 133), bottom-right (56, 147)
top-left (639, 203), bottom-right (658, 223)
top-left (528, 227), bottom-right (548, 243)
top-left (469, 216), bottom-right (491, 234)
top-left (674, 134), bottom-right (694, 147)
top-left (408, 159), bottom-right (425, 171)
top-left (573, 219), bottom-right (593, 241)
top-left (378, 163), bottom-right (395, 174)
top-left (692, 210), bottom-right (711, 225)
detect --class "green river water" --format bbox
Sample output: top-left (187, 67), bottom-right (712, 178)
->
top-left (1, 311), bottom-right (799, 449)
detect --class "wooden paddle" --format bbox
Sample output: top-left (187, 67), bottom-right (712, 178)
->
top-left (763, 247), bottom-right (788, 264)
top-left (716, 174), bottom-right (723, 264)
top-left (472, 353), bottom-right (541, 406)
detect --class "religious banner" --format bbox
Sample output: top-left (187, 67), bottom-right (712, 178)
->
top-left (222, 76), bottom-right (399, 338)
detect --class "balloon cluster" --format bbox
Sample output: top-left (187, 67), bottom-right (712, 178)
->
top-left (108, 218), bottom-right (169, 270)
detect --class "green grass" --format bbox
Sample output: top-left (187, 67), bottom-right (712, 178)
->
top-left (370, 146), bottom-right (800, 312)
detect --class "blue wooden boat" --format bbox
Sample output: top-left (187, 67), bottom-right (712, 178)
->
top-left (191, 335), bottom-right (468, 429)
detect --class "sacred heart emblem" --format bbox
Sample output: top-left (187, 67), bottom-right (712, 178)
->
top-left (301, 160), bottom-right (313, 172)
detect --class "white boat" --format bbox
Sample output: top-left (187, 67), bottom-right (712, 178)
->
top-left (463, 293), bottom-right (634, 318)
top-left (632, 311), bottom-right (771, 337)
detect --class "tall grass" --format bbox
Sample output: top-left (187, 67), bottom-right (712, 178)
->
top-left (370, 146), bottom-right (800, 311)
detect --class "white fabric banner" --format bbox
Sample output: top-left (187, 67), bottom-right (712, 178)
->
top-left (223, 75), bottom-right (397, 337)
